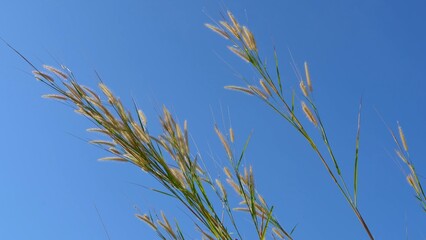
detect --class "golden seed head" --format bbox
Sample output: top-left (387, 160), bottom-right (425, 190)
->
top-left (259, 79), bottom-right (272, 97)
top-left (257, 193), bottom-right (267, 206)
top-left (224, 85), bottom-right (254, 95)
top-left (272, 227), bottom-right (285, 239)
top-left (219, 21), bottom-right (239, 38)
top-left (227, 10), bottom-right (240, 30)
top-left (98, 83), bottom-right (114, 101)
top-left (136, 214), bottom-right (157, 230)
top-left (158, 211), bottom-right (175, 238)
top-left (33, 70), bottom-right (54, 83)
top-left (395, 150), bottom-right (408, 164)
top-left (223, 167), bottom-right (233, 179)
top-left (170, 168), bottom-right (187, 188)
top-left (215, 178), bottom-right (227, 198)
top-left (226, 178), bottom-right (241, 195)
top-left (228, 46), bottom-right (250, 63)
top-left (304, 61), bottom-right (313, 92)
top-left (406, 174), bottom-right (419, 192)
top-left (86, 128), bottom-right (108, 134)
top-left (108, 147), bottom-right (121, 155)
top-left (43, 65), bottom-right (68, 80)
top-left (242, 26), bottom-right (257, 51)
top-left (64, 82), bottom-right (79, 99)
top-left (42, 94), bottom-right (68, 101)
top-left (229, 127), bottom-right (235, 143)
top-left (299, 80), bottom-right (308, 97)
top-left (82, 86), bottom-right (101, 102)
top-left (232, 207), bottom-right (250, 213)
top-left (131, 121), bottom-right (150, 143)
top-left (137, 109), bottom-right (147, 126)
top-left (204, 23), bottom-right (230, 39)
top-left (214, 125), bottom-right (233, 159)
top-left (183, 120), bottom-right (189, 148)
top-left (98, 156), bottom-right (126, 162)
top-left (397, 122), bottom-right (408, 151)
top-left (301, 101), bottom-right (317, 126)
top-left (249, 85), bottom-right (268, 100)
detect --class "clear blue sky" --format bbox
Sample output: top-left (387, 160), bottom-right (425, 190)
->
top-left (1, 0), bottom-right (425, 239)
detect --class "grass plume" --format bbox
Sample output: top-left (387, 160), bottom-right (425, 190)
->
top-left (206, 10), bottom-right (375, 239)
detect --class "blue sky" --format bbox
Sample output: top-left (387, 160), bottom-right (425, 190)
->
top-left (1, 0), bottom-right (425, 239)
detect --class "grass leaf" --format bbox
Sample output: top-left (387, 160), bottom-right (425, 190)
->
top-left (353, 98), bottom-right (362, 206)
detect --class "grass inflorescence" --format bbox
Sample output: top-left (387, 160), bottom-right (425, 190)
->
top-left (206, 10), bottom-right (375, 240)
top-left (32, 62), bottom-right (294, 239)
top-left (9, 6), bottom-right (423, 240)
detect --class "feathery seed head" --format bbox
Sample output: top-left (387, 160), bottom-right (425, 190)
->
top-left (43, 65), bottom-right (68, 80)
top-left (159, 211), bottom-right (176, 238)
top-left (136, 214), bottom-right (157, 230)
top-left (304, 62), bottom-right (313, 92)
top-left (228, 46), bottom-right (250, 62)
top-left (259, 79), bottom-right (272, 97)
top-left (215, 178), bottom-right (227, 199)
top-left (33, 70), bottom-right (54, 83)
top-left (249, 85), bottom-right (268, 100)
top-left (395, 150), bottom-right (408, 164)
top-left (299, 80), bottom-right (308, 97)
top-left (257, 193), bottom-right (267, 207)
top-left (137, 109), bottom-right (147, 126)
top-left (204, 23), bottom-right (229, 39)
top-left (98, 83), bottom-right (114, 102)
top-left (223, 167), bottom-right (232, 179)
top-left (170, 168), bottom-right (187, 188)
top-left (406, 174), bottom-right (419, 193)
top-left (398, 122), bottom-right (408, 151)
top-left (214, 125), bottom-right (233, 159)
top-left (272, 227), bottom-right (285, 239)
top-left (42, 94), bottom-right (68, 101)
top-left (98, 156), bottom-right (126, 162)
top-left (229, 127), bottom-right (235, 143)
top-left (108, 147), bottom-right (121, 155)
top-left (241, 26), bottom-right (257, 51)
top-left (219, 21), bottom-right (239, 38)
top-left (226, 178), bottom-right (241, 195)
top-left (227, 11), bottom-right (240, 31)
top-left (86, 128), bottom-right (108, 134)
top-left (301, 101), bottom-right (317, 126)
top-left (131, 121), bottom-right (150, 143)
top-left (224, 85), bottom-right (254, 95)
top-left (82, 86), bottom-right (101, 102)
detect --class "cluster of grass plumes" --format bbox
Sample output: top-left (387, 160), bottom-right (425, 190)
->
top-left (206, 10), bottom-right (374, 239)
top-left (33, 64), bottom-right (294, 239)
top-left (17, 7), bottom-right (423, 240)
top-left (388, 122), bottom-right (426, 212)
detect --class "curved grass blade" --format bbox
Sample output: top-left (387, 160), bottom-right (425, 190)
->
top-left (353, 99), bottom-right (362, 206)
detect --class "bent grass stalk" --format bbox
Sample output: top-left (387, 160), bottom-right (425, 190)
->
top-left (390, 122), bottom-right (426, 212)
top-left (206, 10), bottom-right (374, 239)
top-left (14, 7), bottom-right (426, 239)
top-left (27, 61), bottom-right (295, 239)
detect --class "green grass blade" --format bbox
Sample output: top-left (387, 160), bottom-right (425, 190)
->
top-left (273, 47), bottom-right (283, 94)
top-left (353, 99), bottom-right (362, 206)
top-left (260, 206), bottom-right (274, 239)
top-left (290, 223), bottom-right (298, 235)
top-left (291, 90), bottom-right (295, 121)
top-left (237, 131), bottom-right (253, 168)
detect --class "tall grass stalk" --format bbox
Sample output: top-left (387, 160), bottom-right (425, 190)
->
top-left (29, 61), bottom-right (294, 239)
top-left (206, 10), bottom-right (374, 239)
top-left (389, 122), bottom-right (426, 212)
top-left (8, 6), bottom-right (425, 239)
